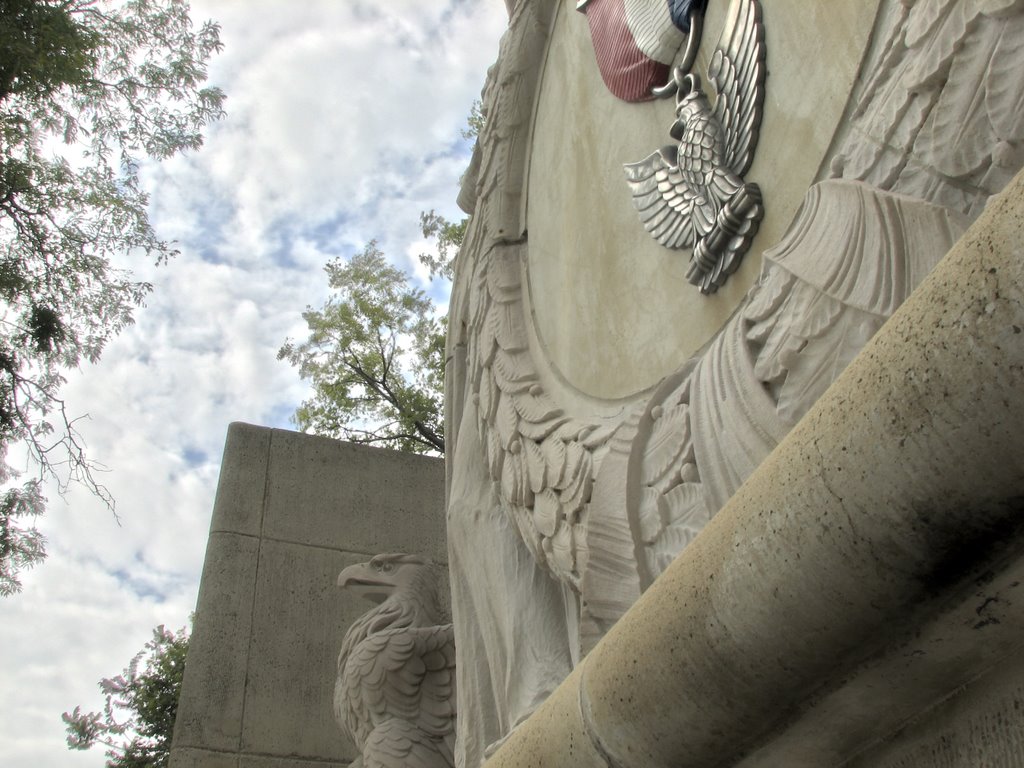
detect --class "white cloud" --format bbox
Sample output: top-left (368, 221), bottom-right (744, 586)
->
top-left (175, 0), bottom-right (500, 251)
top-left (0, 1), bottom-right (507, 764)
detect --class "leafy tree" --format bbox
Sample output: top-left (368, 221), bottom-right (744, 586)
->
top-left (280, 101), bottom-right (482, 456)
top-left (0, 0), bottom-right (225, 594)
top-left (279, 241), bottom-right (446, 454)
top-left (63, 624), bottom-right (190, 768)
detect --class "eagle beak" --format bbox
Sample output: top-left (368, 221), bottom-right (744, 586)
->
top-left (337, 563), bottom-right (361, 587)
top-left (337, 562), bottom-right (395, 604)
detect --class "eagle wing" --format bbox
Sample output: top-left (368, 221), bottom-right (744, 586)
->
top-left (341, 623), bottom-right (457, 747)
top-left (623, 145), bottom-right (699, 249)
top-left (708, 0), bottom-right (766, 177)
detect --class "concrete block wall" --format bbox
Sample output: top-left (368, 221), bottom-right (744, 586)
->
top-left (169, 423), bottom-right (446, 768)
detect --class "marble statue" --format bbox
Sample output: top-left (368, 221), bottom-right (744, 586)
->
top-left (335, 554), bottom-right (457, 768)
top-left (445, 1), bottom-right (1024, 765)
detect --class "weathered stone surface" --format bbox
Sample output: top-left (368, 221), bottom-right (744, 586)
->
top-left (738, 552), bottom-right (1024, 766)
top-left (848, 650), bottom-right (1024, 768)
top-left (172, 532), bottom-right (258, 753)
top-left (240, 542), bottom-right (366, 760)
top-left (262, 431), bottom-right (447, 561)
top-left (165, 747), bottom-right (240, 768)
top-left (208, 422), bottom-right (270, 537)
top-left (239, 756), bottom-right (351, 768)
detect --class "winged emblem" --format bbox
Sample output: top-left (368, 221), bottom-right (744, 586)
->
top-left (624, 0), bottom-right (766, 294)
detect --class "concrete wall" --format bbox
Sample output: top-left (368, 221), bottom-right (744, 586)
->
top-left (169, 423), bottom-right (446, 768)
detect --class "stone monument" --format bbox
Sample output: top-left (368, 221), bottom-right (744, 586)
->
top-left (445, 1), bottom-right (1024, 766)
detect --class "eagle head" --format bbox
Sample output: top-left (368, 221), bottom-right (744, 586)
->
top-left (670, 73), bottom-right (712, 140)
top-left (337, 553), bottom-right (433, 606)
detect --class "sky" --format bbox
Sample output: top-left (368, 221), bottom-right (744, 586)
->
top-left (0, 2), bottom-right (508, 765)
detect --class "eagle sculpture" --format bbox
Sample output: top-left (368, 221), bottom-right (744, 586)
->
top-left (624, 0), bottom-right (766, 294)
top-left (334, 553), bottom-right (456, 768)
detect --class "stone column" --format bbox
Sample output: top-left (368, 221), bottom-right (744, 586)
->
top-left (481, 171), bottom-right (1024, 767)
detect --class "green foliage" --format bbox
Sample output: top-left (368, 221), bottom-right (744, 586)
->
top-left (0, 0), bottom-right (224, 593)
top-left (417, 209), bottom-right (466, 282)
top-left (279, 241), bottom-right (446, 454)
top-left (64, 624), bottom-right (190, 768)
top-left (460, 97), bottom-right (483, 140)
top-left (0, 0), bottom-right (99, 100)
top-left (0, 461), bottom-right (44, 595)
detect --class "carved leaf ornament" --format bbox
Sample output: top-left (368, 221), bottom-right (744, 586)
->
top-left (469, 238), bottom-right (614, 585)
